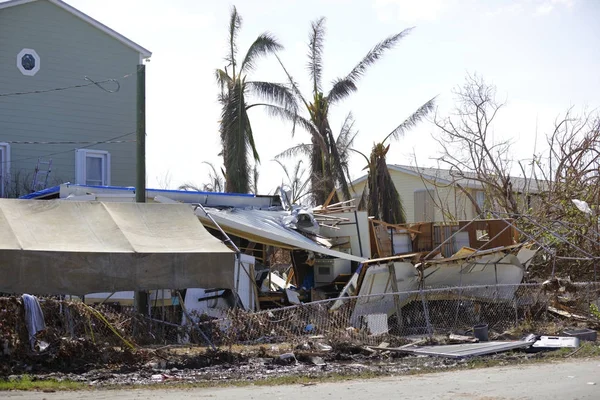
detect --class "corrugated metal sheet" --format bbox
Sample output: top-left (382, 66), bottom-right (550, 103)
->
top-left (400, 339), bottom-right (534, 358)
top-left (196, 207), bottom-right (366, 263)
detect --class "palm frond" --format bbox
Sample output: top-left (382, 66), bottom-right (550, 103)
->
top-left (220, 80), bottom-right (252, 192)
top-left (226, 6), bottom-right (242, 77)
top-left (336, 112), bottom-right (358, 155)
top-left (275, 143), bottom-right (314, 159)
top-left (327, 128), bottom-right (352, 201)
top-left (257, 104), bottom-right (318, 137)
top-left (327, 78), bottom-right (357, 104)
top-left (382, 96), bottom-right (436, 143)
top-left (215, 68), bottom-right (232, 101)
top-left (244, 106), bottom-right (260, 163)
top-left (328, 27), bottom-right (413, 101)
top-left (251, 164), bottom-right (260, 194)
top-left (368, 145), bottom-right (406, 224)
top-left (240, 33), bottom-right (284, 73)
top-left (275, 54), bottom-right (309, 108)
top-left (307, 17), bottom-right (326, 94)
top-left (273, 159), bottom-right (292, 183)
top-left (178, 182), bottom-right (203, 191)
top-left (247, 81), bottom-right (298, 111)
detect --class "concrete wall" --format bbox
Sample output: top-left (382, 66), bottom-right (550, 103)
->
top-left (0, 0), bottom-right (139, 196)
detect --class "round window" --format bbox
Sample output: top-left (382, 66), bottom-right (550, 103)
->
top-left (21, 54), bottom-right (36, 70)
top-left (17, 49), bottom-right (40, 76)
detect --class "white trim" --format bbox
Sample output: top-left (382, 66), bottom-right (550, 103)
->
top-left (75, 149), bottom-right (111, 186)
top-left (16, 48), bottom-right (41, 76)
top-left (0, 143), bottom-right (11, 197)
top-left (0, 0), bottom-right (151, 58)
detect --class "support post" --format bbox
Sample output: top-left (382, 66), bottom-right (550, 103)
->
top-left (134, 63), bottom-right (148, 315)
top-left (387, 262), bottom-right (403, 330)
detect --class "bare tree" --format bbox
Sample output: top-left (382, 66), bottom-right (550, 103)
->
top-left (532, 109), bottom-right (599, 223)
top-left (433, 74), bottom-right (523, 215)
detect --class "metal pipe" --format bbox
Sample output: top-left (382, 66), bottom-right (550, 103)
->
top-left (354, 210), bottom-right (364, 257)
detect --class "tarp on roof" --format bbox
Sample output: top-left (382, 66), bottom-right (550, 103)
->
top-left (0, 199), bottom-right (235, 295)
top-left (195, 207), bottom-right (366, 263)
top-left (19, 185), bottom-right (60, 199)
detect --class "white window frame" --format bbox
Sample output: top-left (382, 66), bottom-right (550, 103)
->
top-left (17, 48), bottom-right (41, 76)
top-left (0, 143), bottom-right (10, 197)
top-left (75, 149), bottom-right (111, 186)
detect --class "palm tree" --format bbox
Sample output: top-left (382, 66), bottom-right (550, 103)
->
top-left (273, 159), bottom-right (312, 206)
top-left (261, 18), bottom-right (413, 205)
top-left (276, 112), bottom-right (359, 205)
top-left (178, 162), bottom-right (224, 192)
top-left (216, 6), bottom-right (297, 194)
top-left (355, 99), bottom-right (436, 224)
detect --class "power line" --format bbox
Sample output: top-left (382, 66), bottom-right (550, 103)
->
top-left (3, 139), bottom-right (135, 145)
top-left (0, 68), bottom-right (139, 97)
top-left (1, 132), bottom-right (137, 165)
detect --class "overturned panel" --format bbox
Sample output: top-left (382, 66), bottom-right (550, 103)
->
top-left (400, 339), bottom-right (534, 359)
top-left (195, 207), bottom-right (366, 262)
top-left (0, 199), bottom-right (235, 295)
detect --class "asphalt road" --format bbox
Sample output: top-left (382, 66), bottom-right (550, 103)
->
top-left (4, 359), bottom-right (600, 400)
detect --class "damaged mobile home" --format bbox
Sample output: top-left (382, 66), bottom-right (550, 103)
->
top-left (4, 182), bottom-right (599, 349)
top-left (14, 184), bottom-right (537, 311)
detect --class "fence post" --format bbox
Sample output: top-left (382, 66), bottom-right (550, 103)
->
top-left (387, 262), bottom-right (404, 330)
top-left (419, 288), bottom-right (433, 336)
top-left (514, 295), bottom-right (518, 327)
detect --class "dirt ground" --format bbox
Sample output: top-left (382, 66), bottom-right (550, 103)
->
top-left (4, 358), bottom-right (600, 400)
top-left (2, 339), bottom-right (598, 387)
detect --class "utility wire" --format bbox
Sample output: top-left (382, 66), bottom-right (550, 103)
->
top-left (0, 68), bottom-right (139, 97)
top-left (3, 139), bottom-right (135, 145)
top-left (1, 132), bottom-right (137, 165)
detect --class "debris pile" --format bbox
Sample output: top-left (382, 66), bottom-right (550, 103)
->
top-left (0, 296), bottom-right (150, 375)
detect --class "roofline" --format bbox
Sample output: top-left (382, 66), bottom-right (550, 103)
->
top-left (387, 164), bottom-right (459, 186)
top-left (348, 164), bottom-right (463, 189)
top-left (349, 164), bottom-right (544, 193)
top-left (0, 0), bottom-right (152, 58)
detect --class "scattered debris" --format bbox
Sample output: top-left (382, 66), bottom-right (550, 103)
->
top-left (275, 353), bottom-right (298, 365)
top-left (563, 328), bottom-right (598, 342)
top-left (531, 336), bottom-right (579, 350)
top-left (22, 294), bottom-right (45, 350)
top-left (396, 335), bottom-right (537, 359)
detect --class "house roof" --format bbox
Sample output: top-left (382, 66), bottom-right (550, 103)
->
top-left (0, 0), bottom-right (151, 58)
top-left (350, 164), bottom-right (546, 194)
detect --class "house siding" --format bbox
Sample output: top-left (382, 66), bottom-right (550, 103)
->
top-left (0, 0), bottom-right (138, 196)
top-left (349, 170), bottom-right (478, 223)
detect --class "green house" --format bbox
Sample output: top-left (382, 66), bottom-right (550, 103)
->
top-left (0, 0), bottom-right (151, 197)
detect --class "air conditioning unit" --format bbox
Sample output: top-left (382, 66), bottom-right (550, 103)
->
top-left (314, 258), bottom-right (351, 286)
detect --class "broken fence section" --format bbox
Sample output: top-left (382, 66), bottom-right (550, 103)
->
top-left (192, 282), bottom-right (600, 347)
top-left (2, 282), bottom-right (599, 360)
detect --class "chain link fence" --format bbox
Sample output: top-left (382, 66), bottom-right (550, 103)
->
top-left (184, 281), bottom-right (600, 348)
top-left (2, 282), bottom-right (599, 362)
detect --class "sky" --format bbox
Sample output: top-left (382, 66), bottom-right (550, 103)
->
top-left (64, 0), bottom-right (600, 193)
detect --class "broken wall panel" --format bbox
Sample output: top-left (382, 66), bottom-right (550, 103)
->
top-left (459, 219), bottom-right (517, 250)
